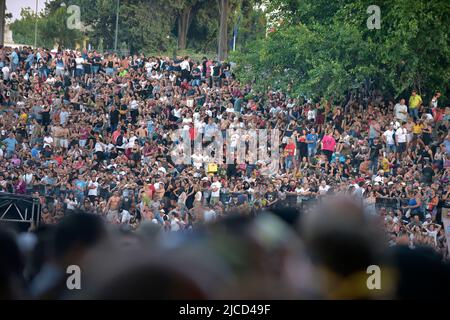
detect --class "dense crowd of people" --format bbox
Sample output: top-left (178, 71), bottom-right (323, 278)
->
top-left (0, 46), bottom-right (449, 259)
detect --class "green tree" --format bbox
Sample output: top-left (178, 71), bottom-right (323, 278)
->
top-left (234, 0), bottom-right (450, 102)
top-left (10, 4), bottom-right (83, 49)
top-left (10, 8), bottom-right (47, 47)
top-left (41, 6), bottom-right (83, 48)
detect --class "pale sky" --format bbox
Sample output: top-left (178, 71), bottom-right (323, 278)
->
top-left (7, 0), bottom-right (48, 21)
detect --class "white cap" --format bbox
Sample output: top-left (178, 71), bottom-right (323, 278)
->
top-left (158, 167), bottom-right (167, 174)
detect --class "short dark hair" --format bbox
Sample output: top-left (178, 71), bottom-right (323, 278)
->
top-left (53, 212), bottom-right (106, 259)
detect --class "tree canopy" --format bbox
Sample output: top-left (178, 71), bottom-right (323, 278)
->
top-left (10, 0), bottom-right (266, 58)
top-left (233, 0), bottom-right (450, 102)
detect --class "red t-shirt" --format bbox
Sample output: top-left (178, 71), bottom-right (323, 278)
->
top-left (54, 155), bottom-right (63, 166)
top-left (432, 108), bottom-right (444, 122)
top-left (112, 130), bottom-right (121, 144)
top-left (285, 143), bottom-right (296, 156)
top-left (189, 127), bottom-right (196, 141)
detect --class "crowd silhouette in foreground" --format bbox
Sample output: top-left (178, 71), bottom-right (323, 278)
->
top-left (1, 198), bottom-right (450, 299)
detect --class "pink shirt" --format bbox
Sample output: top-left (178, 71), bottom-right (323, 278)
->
top-left (321, 135), bottom-right (336, 152)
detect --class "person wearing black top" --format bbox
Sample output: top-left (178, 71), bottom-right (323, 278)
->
top-left (422, 163), bottom-right (434, 184)
top-left (202, 57), bottom-right (208, 78)
top-left (69, 56), bottom-right (76, 77)
top-left (369, 138), bottom-right (382, 175)
top-left (212, 61), bottom-right (221, 87)
top-left (118, 104), bottom-right (128, 121)
top-left (92, 54), bottom-right (102, 74)
top-left (191, 66), bottom-right (202, 86)
top-left (109, 105), bottom-right (120, 132)
top-left (40, 105), bottom-right (51, 128)
top-left (84, 55), bottom-right (93, 75)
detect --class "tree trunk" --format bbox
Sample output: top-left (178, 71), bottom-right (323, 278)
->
top-left (0, 0), bottom-right (5, 47)
top-left (218, 0), bottom-right (229, 61)
top-left (177, 7), bottom-right (191, 50)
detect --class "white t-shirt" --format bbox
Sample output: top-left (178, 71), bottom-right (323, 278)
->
top-left (182, 117), bottom-right (192, 124)
top-left (395, 127), bottom-right (408, 143)
top-left (195, 122), bottom-right (205, 134)
top-left (24, 173), bottom-right (33, 184)
top-left (374, 175), bottom-right (384, 184)
top-left (204, 209), bottom-right (216, 222)
top-left (180, 60), bottom-right (190, 71)
top-left (43, 136), bottom-right (53, 148)
top-left (75, 57), bottom-right (84, 69)
top-left (204, 123), bottom-right (218, 138)
top-left (210, 181), bottom-right (222, 197)
top-left (130, 100), bottom-right (139, 110)
top-left (46, 76), bottom-right (56, 84)
top-left (192, 154), bottom-right (204, 169)
top-left (307, 109), bottom-right (316, 121)
top-left (431, 97), bottom-right (438, 108)
top-left (383, 130), bottom-right (395, 145)
top-left (66, 199), bottom-right (78, 210)
top-left (318, 185), bottom-right (330, 195)
top-left (88, 181), bottom-right (99, 196)
top-left (128, 136), bottom-right (138, 147)
top-left (2, 66), bottom-right (10, 80)
top-left (170, 218), bottom-right (182, 231)
top-left (173, 108), bottom-right (181, 118)
top-left (394, 103), bottom-right (408, 121)
top-left (298, 187), bottom-right (310, 195)
top-left (94, 142), bottom-right (105, 152)
top-left (120, 210), bottom-right (132, 224)
top-left (426, 229), bottom-right (438, 246)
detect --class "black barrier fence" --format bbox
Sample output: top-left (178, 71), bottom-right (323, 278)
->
top-left (0, 192), bottom-right (41, 231)
top-left (375, 197), bottom-right (402, 211)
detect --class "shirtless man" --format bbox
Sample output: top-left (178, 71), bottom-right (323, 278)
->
top-left (52, 125), bottom-right (62, 148)
top-left (60, 126), bottom-right (70, 149)
top-left (136, 123), bottom-right (147, 145)
top-left (153, 180), bottom-right (166, 201)
top-left (105, 191), bottom-right (122, 223)
top-left (140, 181), bottom-right (154, 207)
top-left (190, 203), bottom-right (206, 226)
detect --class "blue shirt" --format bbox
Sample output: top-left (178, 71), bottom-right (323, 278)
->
top-left (26, 53), bottom-right (35, 63)
top-left (31, 147), bottom-right (40, 159)
top-left (75, 180), bottom-right (87, 194)
top-left (147, 120), bottom-right (154, 136)
top-left (306, 133), bottom-right (318, 149)
top-left (234, 98), bottom-right (242, 112)
top-left (444, 139), bottom-right (450, 155)
top-left (3, 137), bottom-right (17, 152)
top-left (11, 51), bottom-right (19, 64)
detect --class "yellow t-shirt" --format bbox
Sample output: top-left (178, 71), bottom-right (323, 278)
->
top-left (19, 113), bottom-right (28, 122)
top-left (409, 95), bottom-right (422, 109)
top-left (412, 124), bottom-right (423, 134)
top-left (381, 158), bottom-right (389, 171)
top-left (207, 163), bottom-right (218, 173)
